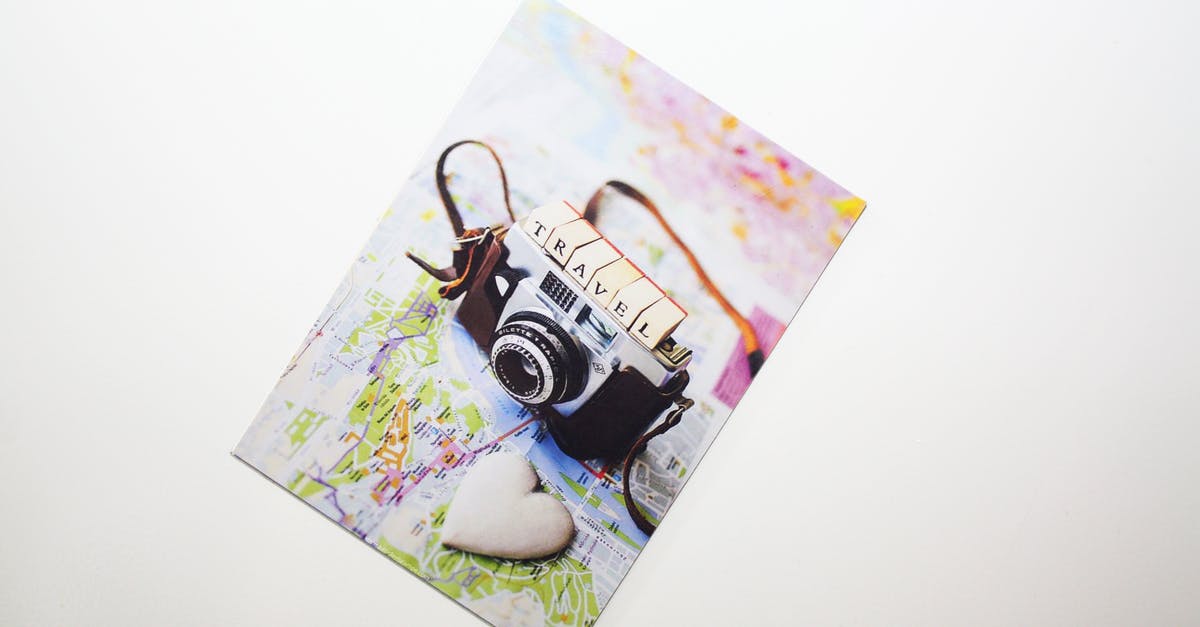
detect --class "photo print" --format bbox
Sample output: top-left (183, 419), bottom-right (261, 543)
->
top-left (234, 1), bottom-right (865, 624)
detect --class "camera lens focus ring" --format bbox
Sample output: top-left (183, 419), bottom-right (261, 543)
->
top-left (489, 311), bottom-right (585, 406)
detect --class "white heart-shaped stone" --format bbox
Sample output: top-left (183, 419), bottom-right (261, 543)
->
top-left (441, 453), bottom-right (574, 560)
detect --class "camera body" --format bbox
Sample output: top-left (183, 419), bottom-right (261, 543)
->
top-left (480, 202), bottom-right (692, 459)
top-left (407, 141), bottom-right (744, 533)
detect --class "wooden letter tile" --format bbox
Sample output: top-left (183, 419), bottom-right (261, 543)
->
top-left (544, 219), bottom-right (601, 266)
top-left (586, 258), bottom-right (642, 307)
top-left (606, 276), bottom-right (664, 329)
top-left (522, 201), bottom-right (580, 246)
top-left (564, 239), bottom-right (622, 287)
top-left (629, 297), bottom-right (687, 349)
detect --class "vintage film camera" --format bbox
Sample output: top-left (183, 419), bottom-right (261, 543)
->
top-left (410, 200), bottom-right (692, 461)
top-left (487, 201), bottom-right (693, 460)
top-left (407, 140), bottom-right (761, 534)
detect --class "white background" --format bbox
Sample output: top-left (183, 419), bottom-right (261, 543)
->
top-left (2, 0), bottom-right (1198, 624)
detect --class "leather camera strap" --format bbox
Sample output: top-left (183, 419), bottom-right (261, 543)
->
top-left (406, 140), bottom-right (516, 296)
top-left (420, 142), bottom-right (763, 376)
top-left (584, 181), bottom-right (764, 376)
top-left (583, 181), bottom-right (765, 536)
top-left (434, 139), bottom-right (517, 237)
top-left (621, 396), bottom-right (695, 536)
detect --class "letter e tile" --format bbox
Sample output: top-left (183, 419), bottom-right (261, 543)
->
top-left (607, 277), bottom-right (663, 329)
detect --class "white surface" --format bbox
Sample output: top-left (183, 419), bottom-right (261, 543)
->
top-left (2, 0), bottom-right (1198, 624)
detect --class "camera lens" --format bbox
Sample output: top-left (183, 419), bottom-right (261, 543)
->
top-left (493, 350), bottom-right (541, 398)
top-left (489, 310), bottom-right (586, 406)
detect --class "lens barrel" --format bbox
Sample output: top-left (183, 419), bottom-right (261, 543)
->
top-left (489, 310), bottom-right (585, 406)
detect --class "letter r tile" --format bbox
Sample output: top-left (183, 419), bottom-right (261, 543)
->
top-left (544, 219), bottom-right (600, 266)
